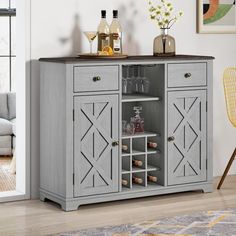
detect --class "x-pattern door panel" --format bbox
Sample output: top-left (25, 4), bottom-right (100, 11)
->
top-left (168, 90), bottom-right (207, 185)
top-left (74, 95), bottom-right (119, 197)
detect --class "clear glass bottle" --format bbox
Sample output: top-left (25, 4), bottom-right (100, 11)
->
top-left (97, 10), bottom-right (110, 52)
top-left (109, 10), bottom-right (122, 54)
top-left (154, 28), bottom-right (175, 56)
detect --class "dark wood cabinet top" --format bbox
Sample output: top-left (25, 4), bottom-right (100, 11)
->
top-left (39, 55), bottom-right (215, 63)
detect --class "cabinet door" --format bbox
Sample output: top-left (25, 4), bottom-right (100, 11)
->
top-left (167, 90), bottom-right (207, 185)
top-left (74, 95), bottom-right (119, 197)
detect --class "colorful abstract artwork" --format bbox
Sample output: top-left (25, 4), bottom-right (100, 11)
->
top-left (198, 0), bottom-right (236, 33)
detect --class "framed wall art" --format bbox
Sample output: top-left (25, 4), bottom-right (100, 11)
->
top-left (198, 0), bottom-right (236, 33)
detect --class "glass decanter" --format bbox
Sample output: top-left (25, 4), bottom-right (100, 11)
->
top-left (130, 106), bottom-right (144, 133)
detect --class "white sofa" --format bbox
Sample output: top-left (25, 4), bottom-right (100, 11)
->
top-left (0, 93), bottom-right (16, 156)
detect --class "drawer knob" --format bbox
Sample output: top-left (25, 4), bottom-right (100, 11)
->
top-left (112, 141), bottom-right (119, 147)
top-left (93, 76), bottom-right (101, 82)
top-left (168, 136), bottom-right (175, 142)
top-left (184, 73), bottom-right (192, 78)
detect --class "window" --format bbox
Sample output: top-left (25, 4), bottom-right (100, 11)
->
top-left (0, 0), bottom-right (16, 92)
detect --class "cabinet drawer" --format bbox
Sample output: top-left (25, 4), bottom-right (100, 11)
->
top-left (74, 66), bottom-right (119, 92)
top-left (167, 63), bottom-right (207, 88)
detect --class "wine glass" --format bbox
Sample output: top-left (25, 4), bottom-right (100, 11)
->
top-left (138, 66), bottom-right (150, 94)
top-left (83, 31), bottom-right (97, 54)
top-left (122, 66), bottom-right (133, 94)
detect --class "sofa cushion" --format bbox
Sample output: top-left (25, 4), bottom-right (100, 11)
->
top-left (0, 135), bottom-right (11, 148)
top-left (12, 135), bottom-right (16, 149)
top-left (10, 118), bottom-right (16, 136)
top-left (0, 93), bottom-right (8, 119)
top-left (8, 93), bottom-right (16, 120)
top-left (0, 136), bottom-right (12, 156)
top-left (0, 118), bottom-right (12, 135)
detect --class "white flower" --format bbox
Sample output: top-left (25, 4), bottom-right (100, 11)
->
top-left (146, 0), bottom-right (183, 29)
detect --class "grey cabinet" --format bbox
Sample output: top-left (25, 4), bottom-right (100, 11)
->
top-left (73, 95), bottom-right (119, 197)
top-left (39, 55), bottom-right (214, 211)
top-left (167, 90), bottom-right (207, 185)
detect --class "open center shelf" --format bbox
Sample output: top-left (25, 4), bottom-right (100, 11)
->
top-left (121, 64), bottom-right (165, 191)
top-left (122, 131), bottom-right (160, 139)
top-left (122, 95), bottom-right (161, 103)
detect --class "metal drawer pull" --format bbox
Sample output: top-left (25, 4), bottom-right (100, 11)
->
top-left (93, 76), bottom-right (101, 82)
top-left (168, 136), bottom-right (175, 142)
top-left (184, 73), bottom-right (192, 78)
top-left (112, 141), bottom-right (119, 147)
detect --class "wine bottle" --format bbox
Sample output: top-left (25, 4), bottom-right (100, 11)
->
top-left (147, 175), bottom-right (157, 183)
top-left (122, 179), bottom-right (128, 186)
top-left (122, 145), bottom-right (128, 151)
top-left (132, 176), bottom-right (143, 184)
top-left (109, 10), bottom-right (122, 54)
top-left (132, 159), bottom-right (143, 167)
top-left (97, 10), bottom-right (110, 52)
top-left (147, 141), bottom-right (157, 149)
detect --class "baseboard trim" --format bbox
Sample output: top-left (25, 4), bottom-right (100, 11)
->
top-left (40, 182), bottom-right (213, 211)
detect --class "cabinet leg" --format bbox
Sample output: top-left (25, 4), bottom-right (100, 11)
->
top-left (61, 202), bottom-right (80, 212)
top-left (202, 185), bottom-right (213, 193)
top-left (39, 192), bottom-right (46, 202)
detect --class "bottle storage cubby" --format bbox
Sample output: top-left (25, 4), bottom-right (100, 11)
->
top-left (121, 133), bottom-right (162, 190)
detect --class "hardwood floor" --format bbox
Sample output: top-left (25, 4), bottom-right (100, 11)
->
top-left (0, 176), bottom-right (236, 236)
top-left (0, 157), bottom-right (15, 192)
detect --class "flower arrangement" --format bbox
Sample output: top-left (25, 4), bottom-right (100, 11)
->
top-left (148, 0), bottom-right (183, 29)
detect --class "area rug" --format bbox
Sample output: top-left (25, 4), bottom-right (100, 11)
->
top-left (0, 157), bottom-right (16, 192)
top-left (52, 209), bottom-right (236, 236)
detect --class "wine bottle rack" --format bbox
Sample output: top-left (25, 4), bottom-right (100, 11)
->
top-left (121, 132), bottom-right (161, 190)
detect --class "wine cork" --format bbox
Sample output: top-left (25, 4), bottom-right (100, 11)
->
top-left (133, 159), bottom-right (143, 167)
top-left (148, 142), bottom-right (157, 148)
top-left (148, 175), bottom-right (158, 182)
top-left (122, 145), bottom-right (128, 151)
top-left (133, 177), bottom-right (143, 184)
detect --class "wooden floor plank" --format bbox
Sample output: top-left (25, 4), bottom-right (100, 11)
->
top-left (0, 176), bottom-right (236, 236)
top-left (0, 157), bottom-right (15, 192)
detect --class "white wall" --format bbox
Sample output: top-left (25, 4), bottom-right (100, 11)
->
top-left (15, 0), bottom-right (30, 196)
top-left (30, 0), bottom-right (236, 198)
